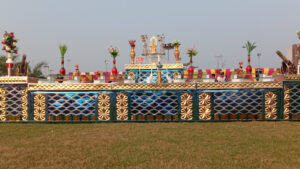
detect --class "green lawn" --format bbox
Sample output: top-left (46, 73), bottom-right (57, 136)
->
top-left (0, 122), bottom-right (299, 169)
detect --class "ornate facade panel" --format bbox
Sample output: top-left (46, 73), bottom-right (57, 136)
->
top-left (21, 87), bottom-right (28, 120)
top-left (285, 75), bottom-right (300, 81)
top-left (265, 91), bottom-right (277, 120)
top-left (34, 94), bottom-right (46, 121)
top-left (98, 93), bottom-right (110, 120)
top-left (288, 84), bottom-right (300, 117)
top-left (213, 90), bottom-right (263, 117)
top-left (283, 85), bottom-right (290, 120)
top-left (180, 93), bottom-right (193, 120)
top-left (131, 92), bottom-right (178, 117)
top-left (0, 76), bottom-right (37, 84)
top-left (137, 70), bottom-right (173, 83)
top-left (116, 93), bottom-right (128, 120)
top-left (127, 72), bottom-right (136, 81)
top-left (0, 88), bottom-right (6, 121)
top-left (47, 93), bottom-right (96, 117)
top-left (199, 93), bottom-right (211, 120)
top-left (5, 86), bottom-right (23, 117)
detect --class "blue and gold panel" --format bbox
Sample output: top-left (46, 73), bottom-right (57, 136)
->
top-left (5, 86), bottom-right (23, 119)
top-left (288, 84), bottom-right (300, 119)
top-left (213, 90), bottom-right (263, 120)
top-left (131, 92), bottom-right (178, 120)
top-left (137, 70), bottom-right (173, 83)
top-left (47, 92), bottom-right (96, 118)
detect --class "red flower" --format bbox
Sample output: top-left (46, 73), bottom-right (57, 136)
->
top-left (14, 51), bottom-right (18, 54)
top-left (1, 41), bottom-right (5, 44)
top-left (4, 32), bottom-right (8, 36)
top-left (10, 32), bottom-right (14, 37)
top-left (298, 44), bottom-right (300, 49)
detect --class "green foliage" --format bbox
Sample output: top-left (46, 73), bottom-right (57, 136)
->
top-left (59, 45), bottom-right (68, 58)
top-left (172, 40), bottom-right (181, 46)
top-left (243, 41), bottom-right (256, 56)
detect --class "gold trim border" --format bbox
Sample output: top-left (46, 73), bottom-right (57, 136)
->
top-left (285, 75), bottom-right (300, 81)
top-left (21, 87), bottom-right (28, 121)
top-left (27, 82), bottom-right (281, 91)
top-left (29, 83), bottom-right (112, 91)
top-left (197, 82), bottom-right (282, 89)
top-left (125, 64), bottom-right (184, 70)
top-left (0, 76), bottom-right (37, 84)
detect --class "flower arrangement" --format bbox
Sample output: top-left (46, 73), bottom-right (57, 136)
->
top-left (108, 46), bottom-right (119, 58)
top-left (297, 31), bottom-right (300, 39)
top-left (187, 48), bottom-right (198, 58)
top-left (173, 40), bottom-right (181, 46)
top-left (129, 40), bottom-right (136, 47)
top-left (2, 31), bottom-right (18, 54)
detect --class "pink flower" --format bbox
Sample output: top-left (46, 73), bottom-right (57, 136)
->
top-left (1, 41), bottom-right (5, 44)
top-left (10, 32), bottom-right (14, 37)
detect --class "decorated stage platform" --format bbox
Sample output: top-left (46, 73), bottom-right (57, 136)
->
top-left (0, 76), bottom-right (299, 122)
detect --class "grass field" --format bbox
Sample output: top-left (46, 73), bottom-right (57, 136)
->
top-left (0, 122), bottom-right (299, 169)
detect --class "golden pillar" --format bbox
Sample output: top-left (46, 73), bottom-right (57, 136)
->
top-left (130, 46), bottom-right (136, 64)
top-left (174, 45), bottom-right (180, 64)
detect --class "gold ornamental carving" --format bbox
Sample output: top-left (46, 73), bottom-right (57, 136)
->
top-left (180, 93), bottom-right (193, 120)
top-left (199, 93), bottom-right (211, 120)
top-left (197, 82), bottom-right (282, 89)
top-left (124, 64), bottom-right (184, 70)
top-left (98, 93), bottom-right (110, 120)
top-left (34, 94), bottom-right (46, 121)
top-left (265, 91), bottom-right (277, 120)
top-left (28, 83), bottom-right (111, 91)
top-left (116, 93), bottom-right (128, 120)
top-left (0, 88), bottom-right (6, 121)
top-left (172, 71), bottom-right (181, 80)
top-left (283, 85), bottom-right (290, 120)
top-left (21, 87), bottom-right (28, 120)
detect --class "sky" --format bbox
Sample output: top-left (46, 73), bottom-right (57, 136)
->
top-left (0, 0), bottom-right (300, 74)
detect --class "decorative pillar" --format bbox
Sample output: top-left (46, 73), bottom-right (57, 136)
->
top-left (264, 91), bottom-right (277, 120)
top-left (180, 93), bottom-right (193, 120)
top-left (157, 63), bottom-right (163, 83)
top-left (199, 93), bottom-right (211, 120)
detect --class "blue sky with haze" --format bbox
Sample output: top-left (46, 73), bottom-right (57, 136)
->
top-left (1, 0), bottom-right (300, 73)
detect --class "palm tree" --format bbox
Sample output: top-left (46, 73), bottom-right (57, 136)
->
top-left (59, 45), bottom-right (67, 75)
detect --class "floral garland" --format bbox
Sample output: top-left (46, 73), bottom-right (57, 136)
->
top-left (2, 31), bottom-right (18, 54)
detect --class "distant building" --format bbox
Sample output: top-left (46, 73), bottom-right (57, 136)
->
top-left (287, 44), bottom-right (300, 74)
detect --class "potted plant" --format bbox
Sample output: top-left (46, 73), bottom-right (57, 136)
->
top-left (2, 31), bottom-right (18, 76)
top-left (187, 48), bottom-right (198, 78)
top-left (108, 46), bottom-right (119, 75)
top-left (242, 41), bottom-right (256, 76)
top-left (173, 40), bottom-right (181, 64)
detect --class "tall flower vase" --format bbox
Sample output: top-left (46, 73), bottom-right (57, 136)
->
top-left (60, 56), bottom-right (66, 75)
top-left (6, 52), bottom-right (14, 76)
top-left (112, 57), bottom-right (118, 76)
top-left (174, 45), bottom-right (180, 64)
top-left (130, 46), bottom-right (135, 64)
top-left (246, 56), bottom-right (252, 79)
top-left (188, 57), bottom-right (194, 79)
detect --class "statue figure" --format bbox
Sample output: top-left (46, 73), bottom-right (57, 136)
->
top-left (149, 36), bottom-right (157, 54)
top-left (237, 61), bottom-right (245, 78)
top-left (15, 54), bottom-right (29, 76)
